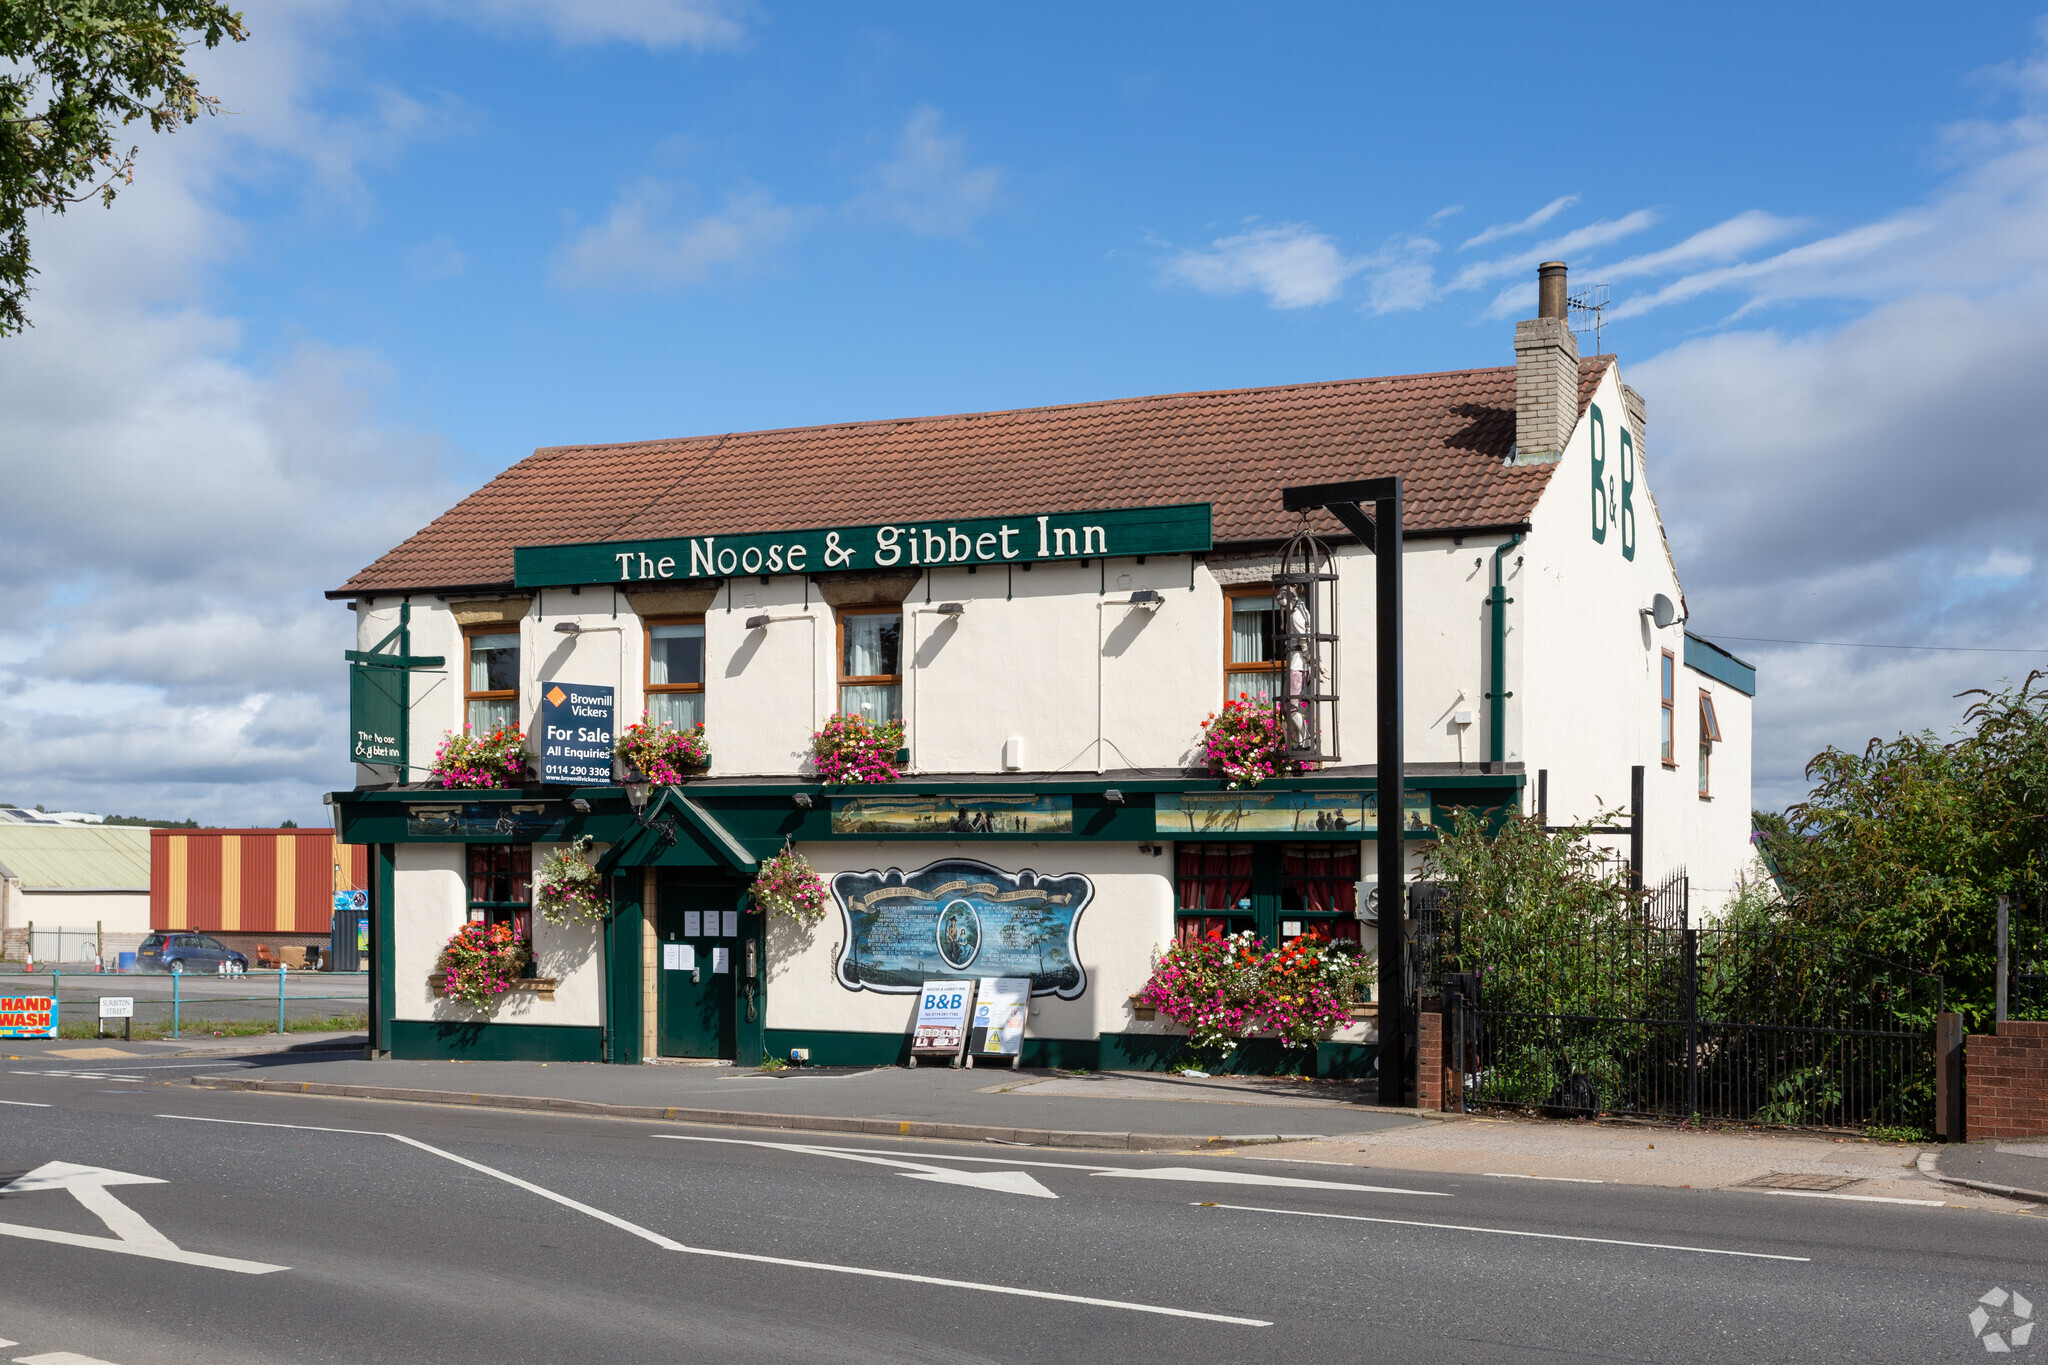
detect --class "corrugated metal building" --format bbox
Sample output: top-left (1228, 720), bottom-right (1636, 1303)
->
top-left (0, 825), bottom-right (153, 964)
top-left (150, 829), bottom-right (368, 954)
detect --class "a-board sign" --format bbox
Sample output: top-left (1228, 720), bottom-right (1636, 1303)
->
top-left (909, 980), bottom-right (976, 1061)
top-left (0, 995), bottom-right (56, 1038)
top-left (969, 977), bottom-right (1030, 1061)
top-left (99, 996), bottom-right (134, 1020)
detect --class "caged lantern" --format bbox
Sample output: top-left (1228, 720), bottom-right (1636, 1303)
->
top-left (1273, 516), bottom-right (1342, 763)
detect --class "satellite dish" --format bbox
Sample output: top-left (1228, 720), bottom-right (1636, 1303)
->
top-left (1647, 593), bottom-right (1679, 630)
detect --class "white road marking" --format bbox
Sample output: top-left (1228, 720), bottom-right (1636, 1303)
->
top-left (1486, 1173), bottom-right (1606, 1184)
top-left (0, 1161), bottom-right (285, 1275)
top-left (1196, 1201), bottom-right (1811, 1261)
top-left (0, 1338), bottom-right (16, 1348)
top-left (1092, 1166), bottom-right (1449, 1197)
top-left (159, 1114), bottom-right (388, 1136)
top-left (15, 1351), bottom-right (125, 1364)
top-left (654, 1136), bottom-right (1058, 1197)
top-left (155, 1114), bottom-right (1268, 1326)
top-left (8, 1071), bottom-right (143, 1084)
top-left (0, 1100), bottom-right (51, 1107)
top-left (1753, 1189), bottom-right (1946, 1207)
top-left (656, 1136), bottom-right (1447, 1195)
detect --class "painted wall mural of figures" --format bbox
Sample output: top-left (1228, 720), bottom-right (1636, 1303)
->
top-left (831, 858), bottom-right (1094, 998)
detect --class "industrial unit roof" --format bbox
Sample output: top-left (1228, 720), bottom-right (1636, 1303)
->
top-left (336, 357), bottom-right (1613, 597)
top-left (0, 825), bottom-right (151, 890)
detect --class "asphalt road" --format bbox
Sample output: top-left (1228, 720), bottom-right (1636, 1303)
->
top-left (1, 1061), bottom-right (2043, 1364)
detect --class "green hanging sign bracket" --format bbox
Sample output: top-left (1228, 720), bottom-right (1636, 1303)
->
top-left (348, 603), bottom-right (446, 771)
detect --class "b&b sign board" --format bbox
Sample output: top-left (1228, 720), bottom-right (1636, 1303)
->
top-left (909, 980), bottom-right (975, 1065)
top-left (539, 682), bottom-right (614, 785)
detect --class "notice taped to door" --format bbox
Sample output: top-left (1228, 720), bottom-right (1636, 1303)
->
top-left (969, 977), bottom-right (1030, 1059)
top-left (909, 980), bottom-right (975, 1062)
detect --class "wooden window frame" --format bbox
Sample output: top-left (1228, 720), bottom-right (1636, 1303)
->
top-left (464, 626), bottom-right (521, 732)
top-left (466, 844), bottom-right (533, 944)
top-left (643, 614), bottom-right (706, 719)
top-left (1698, 689), bottom-right (1721, 800)
top-left (1659, 649), bottom-right (1677, 768)
top-left (836, 605), bottom-right (904, 716)
top-left (1223, 585), bottom-right (1284, 703)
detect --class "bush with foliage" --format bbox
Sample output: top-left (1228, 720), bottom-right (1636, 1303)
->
top-left (535, 836), bottom-right (607, 927)
top-left (431, 725), bottom-right (527, 789)
top-left (616, 719), bottom-right (710, 782)
top-left (810, 713), bottom-right (903, 784)
top-left (751, 847), bottom-right (829, 925)
top-left (1199, 696), bottom-right (1302, 788)
top-left (436, 921), bottom-right (530, 1010)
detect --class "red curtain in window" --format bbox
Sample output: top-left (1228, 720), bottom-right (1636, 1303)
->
top-left (1177, 844), bottom-right (1252, 911)
top-left (1282, 845), bottom-right (1361, 915)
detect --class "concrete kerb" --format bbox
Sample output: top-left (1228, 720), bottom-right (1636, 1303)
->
top-left (1917, 1150), bottom-right (2048, 1205)
top-left (186, 1075), bottom-right (1374, 1151)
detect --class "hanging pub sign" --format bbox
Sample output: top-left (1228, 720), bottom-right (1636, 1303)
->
top-left (539, 682), bottom-right (614, 785)
top-left (832, 858), bottom-right (1094, 999)
top-left (513, 502), bottom-right (1212, 587)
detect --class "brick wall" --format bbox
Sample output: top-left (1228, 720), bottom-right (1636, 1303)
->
top-left (1417, 1009), bottom-right (1447, 1111)
top-left (1966, 1020), bottom-right (2048, 1140)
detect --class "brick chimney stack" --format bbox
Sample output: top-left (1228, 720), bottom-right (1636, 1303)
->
top-left (1514, 261), bottom-right (1579, 465)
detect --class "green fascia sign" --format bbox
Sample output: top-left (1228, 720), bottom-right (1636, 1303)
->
top-left (513, 503), bottom-right (1213, 587)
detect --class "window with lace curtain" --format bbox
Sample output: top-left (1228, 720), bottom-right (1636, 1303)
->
top-left (465, 629), bottom-right (520, 734)
top-left (645, 617), bottom-right (705, 728)
top-left (1223, 587), bottom-right (1283, 703)
top-left (838, 608), bottom-right (902, 721)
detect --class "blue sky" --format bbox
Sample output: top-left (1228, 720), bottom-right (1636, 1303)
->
top-left (4, 1), bottom-right (2048, 826)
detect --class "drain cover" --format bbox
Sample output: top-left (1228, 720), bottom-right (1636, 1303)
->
top-left (1740, 1171), bottom-right (1859, 1192)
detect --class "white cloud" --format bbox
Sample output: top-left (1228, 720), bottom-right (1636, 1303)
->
top-left (1460, 194), bottom-right (1579, 250)
top-left (1447, 209), bottom-right (1661, 292)
top-left (554, 182), bottom-right (802, 289)
top-left (0, 10), bottom-right (462, 824)
top-left (1601, 210), bottom-right (1808, 281)
top-left (849, 107), bottom-right (1002, 238)
top-left (444, 0), bottom-right (748, 50)
top-left (1162, 224), bottom-right (1362, 309)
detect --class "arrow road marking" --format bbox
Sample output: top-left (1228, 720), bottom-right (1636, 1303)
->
top-left (1195, 1201), bottom-right (1812, 1261)
top-left (0, 1161), bottom-right (286, 1275)
top-left (656, 1135), bottom-right (1446, 1197)
top-left (163, 1114), bottom-right (1267, 1326)
top-left (654, 1137), bottom-right (1060, 1198)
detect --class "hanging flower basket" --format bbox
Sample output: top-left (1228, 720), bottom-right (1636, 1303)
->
top-left (1198, 696), bottom-right (1302, 789)
top-left (810, 713), bottom-right (904, 785)
top-left (617, 720), bottom-right (711, 783)
top-left (431, 725), bottom-right (529, 789)
top-left (434, 921), bottom-right (531, 1010)
top-left (535, 836), bottom-right (608, 927)
top-left (751, 847), bottom-right (829, 925)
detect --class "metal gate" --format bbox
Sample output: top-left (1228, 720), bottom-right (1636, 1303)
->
top-left (1447, 926), bottom-right (1942, 1128)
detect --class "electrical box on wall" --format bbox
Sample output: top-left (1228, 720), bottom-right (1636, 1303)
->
top-left (1002, 737), bottom-right (1024, 771)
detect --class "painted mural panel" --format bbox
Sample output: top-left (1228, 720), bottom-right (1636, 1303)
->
top-left (1153, 790), bottom-right (1432, 835)
top-left (831, 857), bottom-right (1093, 998)
top-left (405, 802), bottom-right (572, 840)
top-left (830, 793), bottom-right (1073, 835)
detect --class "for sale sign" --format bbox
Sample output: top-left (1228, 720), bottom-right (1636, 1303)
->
top-left (909, 980), bottom-right (975, 1060)
top-left (0, 995), bottom-right (56, 1038)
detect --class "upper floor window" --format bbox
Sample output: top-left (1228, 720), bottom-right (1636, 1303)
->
top-left (1225, 587), bottom-right (1282, 703)
top-left (838, 608), bottom-right (902, 722)
top-left (646, 618), bottom-right (705, 728)
top-left (1698, 690), bottom-right (1722, 798)
top-left (1659, 649), bottom-right (1676, 767)
top-left (466, 629), bottom-right (520, 735)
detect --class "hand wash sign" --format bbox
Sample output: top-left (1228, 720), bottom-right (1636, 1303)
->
top-left (540, 682), bottom-right (614, 785)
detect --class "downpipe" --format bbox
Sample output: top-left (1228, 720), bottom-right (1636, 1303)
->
top-left (1487, 533), bottom-right (1524, 765)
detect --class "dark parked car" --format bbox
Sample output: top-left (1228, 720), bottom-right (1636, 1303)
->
top-left (137, 931), bottom-right (248, 974)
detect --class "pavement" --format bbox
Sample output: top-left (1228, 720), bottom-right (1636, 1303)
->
top-left (5, 1030), bottom-right (368, 1059)
top-left (1936, 1136), bottom-right (2048, 1202)
top-left (2, 1069), bottom-right (2044, 1364)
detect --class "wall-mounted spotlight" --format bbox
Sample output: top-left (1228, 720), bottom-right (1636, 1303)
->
top-left (792, 793), bottom-right (814, 809)
top-left (935, 602), bottom-right (966, 617)
top-left (1127, 589), bottom-right (1164, 609)
top-left (571, 798), bottom-right (591, 814)
top-left (553, 621), bottom-right (580, 634)
top-left (745, 614), bottom-right (772, 630)
top-left (1104, 788), bottom-right (1125, 804)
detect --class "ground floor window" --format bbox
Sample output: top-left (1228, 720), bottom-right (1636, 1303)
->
top-left (468, 844), bottom-right (532, 942)
top-left (1175, 841), bottom-right (1362, 946)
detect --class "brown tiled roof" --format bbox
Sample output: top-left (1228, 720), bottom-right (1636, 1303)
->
top-left (336, 357), bottom-right (1612, 596)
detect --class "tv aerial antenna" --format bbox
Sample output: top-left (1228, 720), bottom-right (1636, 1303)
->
top-left (1568, 282), bottom-right (1610, 353)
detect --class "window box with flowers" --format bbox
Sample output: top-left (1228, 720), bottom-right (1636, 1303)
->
top-left (1133, 930), bottom-right (1375, 1059)
top-left (810, 712), bottom-right (904, 785)
top-left (1199, 696), bottom-right (1305, 789)
top-left (430, 921), bottom-right (553, 1010)
top-left (617, 719), bottom-right (711, 783)
top-left (431, 724), bottom-right (529, 789)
